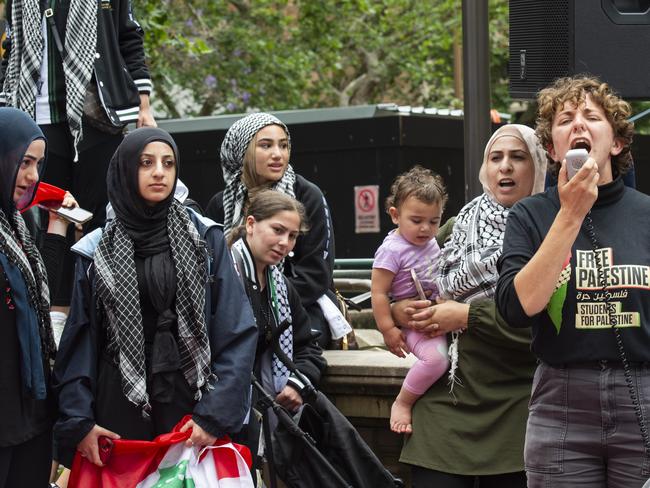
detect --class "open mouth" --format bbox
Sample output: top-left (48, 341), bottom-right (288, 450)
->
top-left (499, 178), bottom-right (515, 188)
top-left (571, 139), bottom-right (591, 152)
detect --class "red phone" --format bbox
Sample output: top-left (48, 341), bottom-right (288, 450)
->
top-left (29, 182), bottom-right (94, 224)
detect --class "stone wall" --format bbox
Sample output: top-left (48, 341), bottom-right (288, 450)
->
top-left (321, 349), bottom-right (416, 487)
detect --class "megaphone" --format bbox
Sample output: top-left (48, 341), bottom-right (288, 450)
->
top-left (20, 182), bottom-right (66, 214)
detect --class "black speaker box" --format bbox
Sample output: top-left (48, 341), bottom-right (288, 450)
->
top-left (509, 0), bottom-right (650, 99)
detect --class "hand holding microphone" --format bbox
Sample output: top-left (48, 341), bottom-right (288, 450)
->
top-left (565, 148), bottom-right (589, 180)
top-left (559, 149), bottom-right (599, 221)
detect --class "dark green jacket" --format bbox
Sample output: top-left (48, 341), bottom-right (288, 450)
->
top-left (400, 217), bottom-right (536, 475)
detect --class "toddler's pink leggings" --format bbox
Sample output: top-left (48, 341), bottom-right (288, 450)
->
top-left (402, 328), bottom-right (449, 396)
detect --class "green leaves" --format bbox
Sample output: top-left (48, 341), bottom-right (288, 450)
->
top-left (135, 0), bottom-right (511, 118)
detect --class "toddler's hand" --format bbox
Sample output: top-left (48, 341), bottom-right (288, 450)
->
top-left (382, 327), bottom-right (409, 358)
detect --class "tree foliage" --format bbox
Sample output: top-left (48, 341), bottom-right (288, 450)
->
top-left (131, 0), bottom-right (650, 132)
top-left (134, 0), bottom-right (511, 118)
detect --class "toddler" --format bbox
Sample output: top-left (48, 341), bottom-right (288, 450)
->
top-left (371, 166), bottom-right (449, 434)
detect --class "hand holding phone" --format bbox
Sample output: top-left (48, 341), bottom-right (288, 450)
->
top-left (565, 148), bottom-right (589, 179)
top-left (38, 202), bottom-right (93, 225)
top-left (410, 268), bottom-right (427, 300)
top-left (54, 206), bottom-right (93, 225)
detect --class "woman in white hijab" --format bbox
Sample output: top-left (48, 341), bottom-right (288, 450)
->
top-left (393, 124), bottom-right (547, 488)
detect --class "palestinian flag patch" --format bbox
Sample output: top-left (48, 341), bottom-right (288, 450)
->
top-left (547, 253), bottom-right (572, 334)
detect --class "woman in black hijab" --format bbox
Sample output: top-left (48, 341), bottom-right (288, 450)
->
top-left (0, 107), bottom-right (76, 486)
top-left (53, 128), bottom-right (257, 468)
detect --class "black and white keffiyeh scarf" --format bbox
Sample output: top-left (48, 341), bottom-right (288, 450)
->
top-left (95, 200), bottom-right (214, 408)
top-left (96, 128), bottom-right (214, 409)
top-left (0, 208), bottom-right (55, 357)
top-left (220, 113), bottom-right (296, 240)
top-left (232, 238), bottom-right (293, 393)
top-left (3, 0), bottom-right (97, 151)
top-left (0, 107), bottom-right (54, 398)
top-left (436, 193), bottom-right (509, 396)
top-left (437, 193), bottom-right (508, 303)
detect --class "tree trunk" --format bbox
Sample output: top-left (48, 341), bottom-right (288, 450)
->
top-left (338, 50), bottom-right (380, 106)
top-left (151, 76), bottom-right (181, 119)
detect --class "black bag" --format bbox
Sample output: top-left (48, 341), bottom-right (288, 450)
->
top-left (329, 290), bottom-right (359, 350)
top-left (241, 267), bottom-right (401, 488)
top-left (82, 82), bottom-right (126, 135)
top-left (269, 389), bottom-right (402, 488)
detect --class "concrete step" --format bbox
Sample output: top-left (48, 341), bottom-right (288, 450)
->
top-left (348, 308), bottom-right (376, 329)
top-left (353, 328), bottom-right (385, 348)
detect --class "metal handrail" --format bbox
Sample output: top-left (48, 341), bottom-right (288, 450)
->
top-left (334, 258), bottom-right (373, 279)
top-left (334, 258), bottom-right (373, 269)
top-left (334, 269), bottom-right (371, 279)
top-left (333, 259), bottom-right (373, 307)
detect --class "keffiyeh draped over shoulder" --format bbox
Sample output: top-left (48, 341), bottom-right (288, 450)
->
top-left (220, 112), bottom-right (295, 239)
top-left (2, 0), bottom-right (98, 153)
top-left (0, 107), bottom-right (54, 399)
top-left (437, 124), bottom-right (547, 303)
top-left (231, 238), bottom-right (294, 394)
top-left (94, 128), bottom-right (214, 411)
top-left (437, 194), bottom-right (509, 303)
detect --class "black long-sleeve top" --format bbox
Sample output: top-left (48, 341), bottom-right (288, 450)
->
top-left (496, 178), bottom-right (650, 364)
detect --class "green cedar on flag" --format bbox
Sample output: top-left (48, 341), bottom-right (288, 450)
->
top-left (68, 416), bottom-right (254, 488)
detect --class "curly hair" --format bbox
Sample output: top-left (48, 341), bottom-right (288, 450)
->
top-left (535, 75), bottom-right (634, 176)
top-left (384, 165), bottom-right (448, 213)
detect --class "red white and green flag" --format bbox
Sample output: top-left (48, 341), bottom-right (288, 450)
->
top-left (68, 416), bottom-right (254, 488)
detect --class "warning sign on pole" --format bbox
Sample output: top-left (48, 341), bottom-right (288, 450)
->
top-left (354, 185), bottom-right (380, 234)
